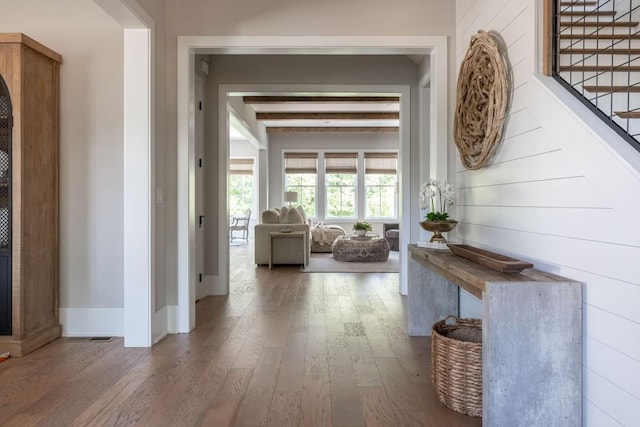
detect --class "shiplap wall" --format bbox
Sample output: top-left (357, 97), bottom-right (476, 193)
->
top-left (455, 0), bottom-right (640, 425)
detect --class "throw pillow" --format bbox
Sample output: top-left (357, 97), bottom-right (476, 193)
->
top-left (261, 209), bottom-right (280, 224)
top-left (295, 206), bottom-right (308, 225)
top-left (280, 206), bottom-right (304, 224)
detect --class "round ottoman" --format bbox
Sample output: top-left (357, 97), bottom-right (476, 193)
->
top-left (332, 237), bottom-right (390, 262)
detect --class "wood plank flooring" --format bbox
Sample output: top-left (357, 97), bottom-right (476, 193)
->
top-left (0, 243), bottom-right (482, 426)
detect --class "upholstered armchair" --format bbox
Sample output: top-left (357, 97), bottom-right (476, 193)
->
top-left (383, 223), bottom-right (400, 251)
top-left (229, 209), bottom-right (251, 241)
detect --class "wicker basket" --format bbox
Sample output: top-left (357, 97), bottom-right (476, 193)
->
top-left (431, 316), bottom-right (483, 417)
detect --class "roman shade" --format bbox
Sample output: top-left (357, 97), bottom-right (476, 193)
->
top-left (284, 152), bottom-right (318, 174)
top-left (325, 152), bottom-right (357, 174)
top-left (364, 152), bottom-right (397, 174)
top-left (229, 158), bottom-right (254, 175)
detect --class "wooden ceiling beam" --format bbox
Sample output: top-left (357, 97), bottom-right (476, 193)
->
top-left (267, 126), bottom-right (399, 133)
top-left (256, 112), bottom-right (399, 120)
top-left (244, 96), bottom-right (400, 104)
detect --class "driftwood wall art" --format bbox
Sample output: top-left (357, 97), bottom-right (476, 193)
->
top-left (454, 30), bottom-right (509, 170)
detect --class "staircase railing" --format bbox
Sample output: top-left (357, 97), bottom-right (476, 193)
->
top-left (544, 0), bottom-right (640, 153)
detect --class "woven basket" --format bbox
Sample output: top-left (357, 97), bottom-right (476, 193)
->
top-left (431, 316), bottom-right (483, 417)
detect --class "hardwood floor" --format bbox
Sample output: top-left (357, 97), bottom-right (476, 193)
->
top-left (0, 243), bottom-right (482, 426)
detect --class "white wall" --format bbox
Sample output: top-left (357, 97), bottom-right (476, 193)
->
top-left (456, 0), bottom-right (640, 424)
top-left (0, 1), bottom-right (126, 334)
top-left (136, 0), bottom-right (170, 316)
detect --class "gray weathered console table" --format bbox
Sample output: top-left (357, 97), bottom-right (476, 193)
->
top-left (408, 244), bottom-right (583, 426)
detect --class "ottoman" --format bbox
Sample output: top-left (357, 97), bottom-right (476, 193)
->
top-left (332, 236), bottom-right (390, 262)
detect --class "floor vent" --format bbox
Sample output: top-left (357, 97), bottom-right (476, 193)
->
top-left (66, 336), bottom-right (114, 342)
top-left (88, 336), bottom-right (114, 342)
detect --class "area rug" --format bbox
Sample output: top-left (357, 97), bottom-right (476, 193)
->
top-left (301, 250), bottom-right (399, 273)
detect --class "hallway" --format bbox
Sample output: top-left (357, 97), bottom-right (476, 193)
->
top-left (0, 243), bottom-right (480, 426)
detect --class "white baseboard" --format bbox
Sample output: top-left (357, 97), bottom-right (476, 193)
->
top-left (59, 307), bottom-right (124, 337)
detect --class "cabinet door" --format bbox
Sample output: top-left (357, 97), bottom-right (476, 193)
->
top-left (0, 255), bottom-right (9, 335)
top-left (0, 74), bottom-right (11, 335)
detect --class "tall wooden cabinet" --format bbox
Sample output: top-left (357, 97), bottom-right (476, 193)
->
top-left (0, 34), bottom-right (61, 357)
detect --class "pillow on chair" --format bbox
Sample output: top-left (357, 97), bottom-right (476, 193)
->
top-left (279, 206), bottom-right (305, 224)
top-left (295, 206), bottom-right (308, 225)
top-left (262, 209), bottom-right (280, 224)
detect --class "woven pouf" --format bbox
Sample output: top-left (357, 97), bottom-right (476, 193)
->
top-left (332, 237), bottom-right (390, 262)
top-left (431, 316), bottom-right (483, 417)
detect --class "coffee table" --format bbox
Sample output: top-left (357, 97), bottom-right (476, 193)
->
top-left (332, 236), bottom-right (390, 262)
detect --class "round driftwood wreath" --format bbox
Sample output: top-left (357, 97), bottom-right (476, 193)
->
top-left (454, 30), bottom-right (509, 170)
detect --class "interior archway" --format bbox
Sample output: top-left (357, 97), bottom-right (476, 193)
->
top-left (176, 36), bottom-right (449, 333)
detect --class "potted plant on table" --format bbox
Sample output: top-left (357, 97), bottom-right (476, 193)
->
top-left (353, 221), bottom-right (373, 237)
top-left (418, 179), bottom-right (457, 243)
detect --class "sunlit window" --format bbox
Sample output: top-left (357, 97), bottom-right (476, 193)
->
top-left (284, 153), bottom-right (318, 217)
top-left (325, 153), bottom-right (357, 218)
top-left (228, 158), bottom-right (254, 216)
top-left (364, 152), bottom-right (397, 219)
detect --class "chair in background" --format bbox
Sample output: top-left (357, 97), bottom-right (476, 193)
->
top-left (230, 209), bottom-right (251, 241)
top-left (383, 222), bottom-right (400, 251)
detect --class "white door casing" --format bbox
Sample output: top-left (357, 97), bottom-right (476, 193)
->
top-left (194, 73), bottom-right (207, 301)
top-left (177, 36), bottom-right (449, 333)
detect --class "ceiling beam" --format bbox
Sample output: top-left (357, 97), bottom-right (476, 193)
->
top-left (244, 96), bottom-right (400, 104)
top-left (267, 126), bottom-right (399, 133)
top-left (256, 112), bottom-right (399, 120)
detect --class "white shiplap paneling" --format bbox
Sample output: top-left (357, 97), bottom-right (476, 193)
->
top-left (455, 0), bottom-right (640, 423)
top-left (458, 176), bottom-right (607, 209)
top-left (584, 336), bottom-right (640, 398)
top-left (584, 368), bottom-right (640, 426)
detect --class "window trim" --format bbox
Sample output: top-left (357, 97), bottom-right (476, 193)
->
top-left (282, 149), bottom-right (398, 222)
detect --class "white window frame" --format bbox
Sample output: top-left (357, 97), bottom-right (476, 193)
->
top-left (229, 156), bottom-right (257, 219)
top-left (282, 150), bottom-right (398, 223)
top-left (324, 152), bottom-right (358, 220)
top-left (364, 152), bottom-right (398, 220)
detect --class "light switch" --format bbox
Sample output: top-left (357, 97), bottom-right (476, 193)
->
top-left (156, 188), bottom-right (164, 204)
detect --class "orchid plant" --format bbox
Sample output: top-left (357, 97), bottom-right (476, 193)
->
top-left (419, 179), bottom-right (455, 221)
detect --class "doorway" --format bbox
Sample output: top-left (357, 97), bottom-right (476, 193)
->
top-left (176, 36), bottom-right (449, 333)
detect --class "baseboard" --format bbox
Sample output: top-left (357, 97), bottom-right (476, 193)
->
top-left (59, 307), bottom-right (124, 337)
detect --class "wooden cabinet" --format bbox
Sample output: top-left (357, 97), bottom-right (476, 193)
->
top-left (0, 34), bottom-right (61, 357)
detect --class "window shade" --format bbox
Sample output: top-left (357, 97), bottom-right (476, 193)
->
top-left (325, 152), bottom-right (357, 174)
top-left (364, 152), bottom-right (398, 174)
top-left (229, 158), bottom-right (254, 175)
top-left (284, 152), bottom-right (318, 174)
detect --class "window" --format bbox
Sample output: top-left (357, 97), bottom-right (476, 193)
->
top-left (228, 158), bottom-right (254, 216)
top-left (282, 151), bottom-right (398, 222)
top-left (284, 152), bottom-right (317, 217)
top-left (325, 153), bottom-right (357, 218)
top-left (365, 152), bottom-right (397, 218)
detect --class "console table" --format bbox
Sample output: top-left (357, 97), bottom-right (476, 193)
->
top-left (408, 244), bottom-right (583, 426)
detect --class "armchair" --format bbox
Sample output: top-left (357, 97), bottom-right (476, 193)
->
top-left (230, 209), bottom-right (251, 241)
top-left (383, 222), bottom-right (400, 251)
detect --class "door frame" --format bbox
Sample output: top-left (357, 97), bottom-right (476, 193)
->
top-left (176, 36), bottom-right (449, 333)
top-left (94, 0), bottom-right (156, 346)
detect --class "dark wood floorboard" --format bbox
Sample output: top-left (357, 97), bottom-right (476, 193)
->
top-left (0, 241), bottom-right (482, 426)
